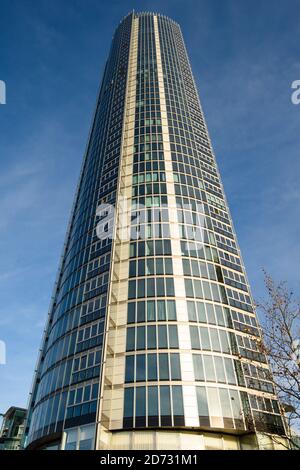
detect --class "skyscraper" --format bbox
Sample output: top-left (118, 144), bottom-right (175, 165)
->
top-left (25, 12), bottom-right (287, 450)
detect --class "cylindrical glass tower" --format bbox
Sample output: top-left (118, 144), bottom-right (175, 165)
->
top-left (25, 12), bottom-right (286, 450)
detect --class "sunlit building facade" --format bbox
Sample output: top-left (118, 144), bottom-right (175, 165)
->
top-left (25, 12), bottom-right (287, 450)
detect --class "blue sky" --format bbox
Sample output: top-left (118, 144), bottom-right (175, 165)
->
top-left (0, 0), bottom-right (299, 413)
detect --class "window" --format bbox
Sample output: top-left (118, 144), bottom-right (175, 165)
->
top-left (190, 326), bottom-right (200, 349)
top-left (158, 325), bottom-right (168, 348)
top-left (136, 355), bottom-right (146, 382)
top-left (148, 386), bottom-right (159, 426)
top-left (159, 354), bottom-right (169, 380)
top-left (214, 356), bottom-right (226, 383)
top-left (147, 301), bottom-right (155, 321)
top-left (224, 358), bottom-right (236, 385)
top-left (137, 326), bottom-right (145, 349)
top-left (78, 425), bottom-right (94, 450)
top-left (160, 386), bottom-right (171, 426)
top-left (126, 328), bottom-right (135, 351)
top-left (206, 304), bottom-right (216, 324)
top-left (172, 386), bottom-right (184, 425)
top-left (65, 429), bottom-right (77, 450)
top-left (148, 354), bottom-right (157, 380)
top-left (196, 387), bottom-right (209, 425)
top-left (187, 301), bottom-right (197, 321)
top-left (169, 325), bottom-right (179, 348)
top-left (167, 300), bottom-right (176, 320)
top-left (193, 354), bottom-right (204, 381)
top-left (203, 355), bottom-right (216, 381)
top-left (197, 303), bottom-right (206, 322)
top-left (136, 387), bottom-right (146, 427)
top-left (200, 327), bottom-right (211, 350)
top-left (124, 388), bottom-right (134, 427)
top-left (137, 302), bottom-right (145, 322)
top-left (147, 326), bottom-right (156, 349)
top-left (210, 328), bottom-right (221, 351)
top-left (157, 300), bottom-right (166, 320)
top-left (170, 353), bottom-right (181, 380)
top-left (64, 425), bottom-right (95, 450)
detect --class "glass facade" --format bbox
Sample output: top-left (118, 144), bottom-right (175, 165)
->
top-left (25, 12), bottom-right (286, 450)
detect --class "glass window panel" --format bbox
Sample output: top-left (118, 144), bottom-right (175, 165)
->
top-left (166, 278), bottom-right (174, 296)
top-left (83, 385), bottom-right (91, 402)
top-left (193, 354), bottom-right (205, 381)
top-left (147, 326), bottom-right (156, 349)
top-left (170, 353), bottom-right (181, 380)
top-left (65, 428), bottom-right (77, 450)
top-left (160, 386), bottom-right (171, 416)
top-left (146, 258), bottom-right (154, 275)
top-left (91, 383), bottom-right (99, 400)
top-left (137, 279), bottom-right (145, 298)
top-left (185, 279), bottom-right (194, 297)
top-left (148, 386), bottom-right (158, 416)
top-left (223, 357), bottom-right (236, 384)
top-left (156, 278), bottom-right (165, 296)
top-left (197, 302), bottom-right (206, 322)
top-left (156, 258), bottom-right (164, 275)
top-left (206, 304), bottom-right (216, 324)
top-left (210, 328), bottom-right (221, 352)
top-left (136, 355), bottom-right (146, 382)
top-left (147, 301), bottom-right (156, 321)
top-left (158, 325), bottom-right (168, 348)
top-left (214, 356), bottom-right (226, 383)
top-left (125, 356), bottom-right (135, 383)
top-left (137, 301), bottom-right (145, 323)
top-left (172, 386), bottom-right (184, 416)
top-left (196, 387), bottom-right (209, 417)
top-left (183, 259), bottom-right (191, 275)
top-left (58, 392), bottom-right (67, 423)
top-left (75, 388), bottom-right (83, 404)
top-left (219, 388), bottom-right (232, 418)
top-left (194, 280), bottom-right (203, 298)
top-left (207, 387), bottom-right (222, 417)
top-left (147, 278), bottom-right (155, 297)
top-left (219, 330), bottom-right (230, 353)
top-left (87, 352), bottom-right (94, 368)
top-left (124, 388), bottom-right (134, 418)
top-left (165, 258), bottom-right (173, 275)
top-left (229, 389), bottom-right (242, 419)
top-left (127, 303), bottom-right (135, 323)
top-left (68, 390), bottom-right (75, 406)
top-left (79, 424), bottom-right (94, 442)
top-left (203, 355), bottom-right (216, 381)
top-left (129, 260), bottom-right (136, 277)
top-left (147, 353), bottom-right (157, 380)
top-left (191, 260), bottom-right (200, 276)
top-left (190, 326), bottom-right (200, 349)
top-left (208, 264), bottom-right (216, 280)
top-left (200, 262), bottom-right (208, 278)
top-left (137, 326), bottom-right (145, 350)
top-left (200, 327), bottom-right (211, 350)
top-left (157, 300), bottom-right (166, 320)
top-left (167, 300), bottom-right (176, 320)
top-left (128, 280), bottom-right (136, 299)
top-left (215, 306), bottom-right (225, 326)
top-left (159, 353), bottom-right (169, 380)
top-left (203, 281), bottom-right (212, 300)
top-left (136, 387), bottom-right (146, 417)
top-left (211, 284), bottom-right (221, 302)
top-left (187, 301), bottom-right (197, 321)
top-left (168, 325), bottom-right (179, 348)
